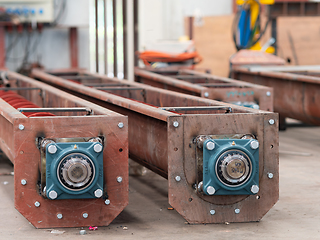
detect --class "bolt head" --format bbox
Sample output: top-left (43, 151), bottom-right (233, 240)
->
top-left (118, 122), bottom-right (124, 128)
top-left (268, 173), bottom-right (274, 179)
top-left (21, 179), bottom-right (27, 185)
top-left (250, 140), bottom-right (259, 150)
top-left (117, 176), bottom-right (123, 183)
top-left (269, 119), bottom-right (275, 125)
top-left (210, 209), bottom-right (215, 215)
top-left (48, 144), bottom-right (57, 154)
top-left (82, 213), bottom-right (88, 219)
top-left (57, 213), bottom-right (63, 219)
top-left (204, 92), bottom-right (209, 98)
top-left (206, 141), bottom-right (215, 151)
top-left (235, 208), bottom-right (240, 214)
top-left (173, 121), bottom-right (179, 128)
top-left (18, 124), bottom-right (25, 130)
top-left (93, 143), bottom-right (103, 153)
top-left (251, 185), bottom-right (259, 194)
top-left (206, 186), bottom-right (215, 195)
top-left (105, 199), bottom-right (111, 205)
top-left (266, 91), bottom-right (271, 96)
top-left (94, 189), bottom-right (103, 198)
top-left (34, 201), bottom-right (40, 207)
top-left (49, 190), bottom-right (58, 199)
top-left (175, 176), bottom-right (181, 182)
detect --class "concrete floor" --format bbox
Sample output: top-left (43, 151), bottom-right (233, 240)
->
top-left (0, 123), bottom-right (320, 239)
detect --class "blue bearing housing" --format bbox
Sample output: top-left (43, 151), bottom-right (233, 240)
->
top-left (203, 139), bottom-right (259, 195)
top-left (45, 142), bottom-right (103, 200)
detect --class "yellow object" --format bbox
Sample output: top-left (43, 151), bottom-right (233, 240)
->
top-left (236, 0), bottom-right (274, 5)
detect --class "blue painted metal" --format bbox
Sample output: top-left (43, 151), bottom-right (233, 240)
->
top-left (45, 142), bottom-right (103, 200)
top-left (203, 139), bottom-right (259, 195)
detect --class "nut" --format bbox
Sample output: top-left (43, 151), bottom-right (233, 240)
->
top-left (268, 172), bottom-right (274, 179)
top-left (210, 210), bottom-right (215, 215)
top-left (204, 92), bottom-right (209, 98)
top-left (175, 176), bottom-right (181, 182)
top-left (173, 121), bottom-right (179, 128)
top-left (250, 140), bottom-right (259, 150)
top-left (206, 186), bottom-right (215, 195)
top-left (94, 189), bottom-right (103, 198)
top-left (206, 141), bottom-right (215, 151)
top-left (49, 190), bottom-right (58, 199)
top-left (93, 143), bottom-right (103, 153)
top-left (266, 91), bottom-right (271, 96)
top-left (82, 213), bottom-right (88, 219)
top-left (48, 144), bottom-right (57, 154)
top-left (105, 199), bottom-right (111, 205)
top-left (34, 201), bottom-right (40, 207)
top-left (21, 179), bottom-right (27, 185)
top-left (235, 208), bottom-right (240, 214)
top-left (18, 124), bottom-right (25, 130)
top-left (118, 122), bottom-right (124, 128)
top-left (269, 119), bottom-right (275, 125)
top-left (251, 185), bottom-right (259, 194)
top-left (57, 213), bottom-right (63, 219)
top-left (117, 176), bottom-right (123, 183)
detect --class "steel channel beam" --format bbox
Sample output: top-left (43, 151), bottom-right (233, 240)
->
top-left (269, 1), bottom-right (320, 18)
top-left (231, 67), bottom-right (320, 125)
top-left (134, 68), bottom-right (274, 112)
top-left (31, 68), bottom-right (279, 224)
top-left (0, 71), bottom-right (128, 228)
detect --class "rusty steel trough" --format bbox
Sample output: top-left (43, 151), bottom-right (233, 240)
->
top-left (31, 68), bottom-right (279, 224)
top-left (231, 66), bottom-right (320, 126)
top-left (134, 67), bottom-right (274, 111)
top-left (0, 71), bottom-right (128, 228)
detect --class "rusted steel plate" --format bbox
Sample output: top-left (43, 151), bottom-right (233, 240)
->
top-left (135, 67), bottom-right (274, 112)
top-left (230, 50), bottom-right (285, 69)
top-left (269, 1), bottom-right (320, 18)
top-left (0, 71), bottom-right (128, 228)
top-left (32, 68), bottom-right (279, 224)
top-left (231, 67), bottom-right (320, 126)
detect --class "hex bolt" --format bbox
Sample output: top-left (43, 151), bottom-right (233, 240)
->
top-left (251, 185), bottom-right (259, 194)
top-left (175, 176), bottom-right (181, 182)
top-left (34, 201), bottom-right (40, 207)
top-left (210, 210), bottom-right (215, 215)
top-left (82, 213), bottom-right (88, 219)
top-left (94, 189), bottom-right (103, 198)
top-left (18, 124), bottom-right (25, 130)
top-left (206, 186), bottom-right (215, 195)
top-left (235, 208), bottom-right (240, 214)
top-left (206, 141), bottom-right (215, 151)
top-left (269, 119), bottom-right (275, 125)
top-left (118, 122), bottom-right (124, 128)
top-left (268, 173), bottom-right (274, 179)
top-left (48, 144), bottom-right (57, 154)
top-left (93, 143), bottom-right (103, 153)
top-left (57, 213), bottom-right (63, 219)
top-left (117, 176), bottom-right (123, 183)
top-left (204, 92), bottom-right (209, 98)
top-left (266, 91), bottom-right (271, 96)
top-left (173, 121), bottom-right (179, 128)
top-left (250, 140), bottom-right (259, 150)
top-left (21, 179), bottom-right (27, 185)
top-left (105, 199), bottom-right (111, 205)
top-left (49, 190), bottom-right (58, 199)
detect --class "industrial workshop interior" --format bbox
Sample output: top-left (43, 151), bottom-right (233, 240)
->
top-left (0, 0), bottom-right (319, 239)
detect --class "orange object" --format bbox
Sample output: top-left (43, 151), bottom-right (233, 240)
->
top-left (136, 50), bottom-right (202, 66)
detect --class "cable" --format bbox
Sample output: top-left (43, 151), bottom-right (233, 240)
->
top-left (50, 0), bottom-right (67, 26)
top-left (232, 0), bottom-right (270, 51)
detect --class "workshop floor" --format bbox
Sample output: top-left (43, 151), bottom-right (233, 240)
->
top-left (0, 122), bottom-right (319, 239)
